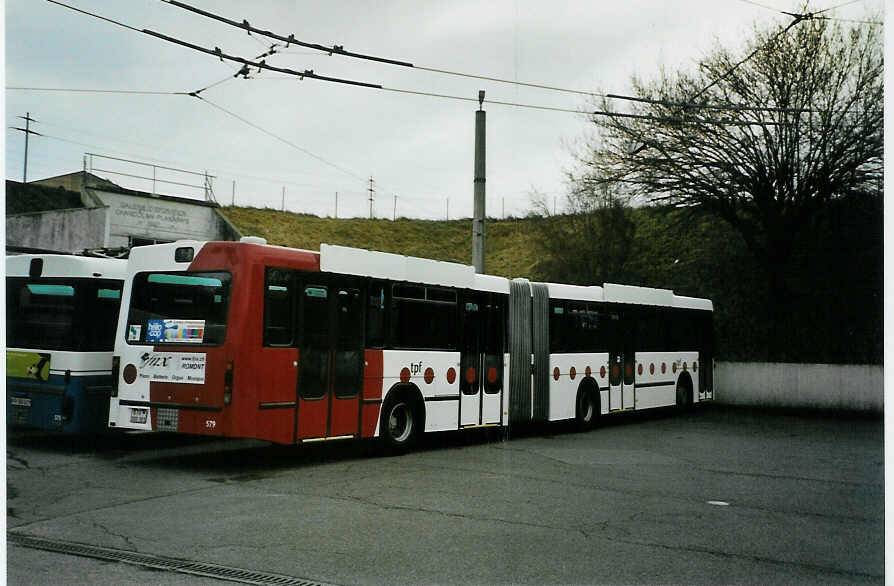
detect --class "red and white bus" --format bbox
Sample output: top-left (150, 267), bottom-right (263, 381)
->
top-left (108, 237), bottom-right (713, 451)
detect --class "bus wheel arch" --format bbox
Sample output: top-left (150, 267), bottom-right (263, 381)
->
top-left (675, 372), bottom-right (694, 411)
top-left (379, 383), bottom-right (425, 454)
top-left (575, 378), bottom-right (600, 430)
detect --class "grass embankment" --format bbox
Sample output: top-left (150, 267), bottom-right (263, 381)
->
top-left (221, 206), bottom-right (543, 279)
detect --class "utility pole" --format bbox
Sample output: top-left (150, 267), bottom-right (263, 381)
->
top-left (335, 192), bottom-right (338, 219)
top-left (446, 197), bottom-right (449, 220)
top-left (393, 194), bottom-right (397, 221)
top-left (10, 113), bottom-right (40, 183)
top-left (231, 180), bottom-right (236, 206)
top-left (472, 91), bottom-right (486, 273)
top-left (281, 186), bottom-right (285, 211)
top-left (368, 177), bottom-right (375, 219)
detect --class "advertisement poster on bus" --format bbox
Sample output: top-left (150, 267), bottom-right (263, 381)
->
top-left (137, 351), bottom-right (206, 384)
top-left (6, 351), bottom-right (51, 381)
top-left (144, 319), bottom-right (205, 344)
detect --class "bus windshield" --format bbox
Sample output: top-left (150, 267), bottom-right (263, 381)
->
top-left (125, 271), bottom-right (231, 345)
top-left (6, 278), bottom-right (123, 351)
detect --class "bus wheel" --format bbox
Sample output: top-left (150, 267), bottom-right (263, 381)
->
top-left (575, 388), bottom-right (598, 430)
top-left (675, 376), bottom-right (693, 412)
top-left (380, 394), bottom-right (419, 454)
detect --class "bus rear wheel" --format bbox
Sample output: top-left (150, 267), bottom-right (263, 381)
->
top-left (675, 377), bottom-right (693, 412)
top-left (575, 388), bottom-right (598, 430)
top-left (380, 394), bottom-right (419, 455)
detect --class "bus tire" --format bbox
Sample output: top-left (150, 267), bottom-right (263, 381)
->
top-left (675, 373), bottom-right (693, 412)
top-left (575, 385), bottom-right (599, 430)
top-left (380, 390), bottom-right (421, 455)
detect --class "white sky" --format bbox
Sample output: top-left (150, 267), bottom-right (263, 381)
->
top-left (4, 0), bottom-right (884, 220)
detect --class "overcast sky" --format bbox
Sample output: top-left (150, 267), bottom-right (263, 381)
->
top-left (4, 0), bottom-right (883, 220)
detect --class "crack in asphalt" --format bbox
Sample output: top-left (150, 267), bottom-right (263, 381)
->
top-left (90, 518), bottom-right (138, 552)
top-left (7, 451), bottom-right (31, 469)
top-left (607, 533), bottom-right (884, 580)
top-left (318, 491), bottom-right (593, 541)
top-left (8, 482), bottom-right (220, 533)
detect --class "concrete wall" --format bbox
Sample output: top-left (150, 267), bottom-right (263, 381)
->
top-left (97, 191), bottom-right (234, 247)
top-left (715, 362), bottom-right (883, 414)
top-left (6, 207), bottom-right (109, 252)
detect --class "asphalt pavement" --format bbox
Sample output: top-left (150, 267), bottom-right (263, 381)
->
top-left (6, 405), bottom-right (884, 585)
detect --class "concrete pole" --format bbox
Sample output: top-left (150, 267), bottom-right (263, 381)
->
top-left (472, 91), bottom-right (486, 273)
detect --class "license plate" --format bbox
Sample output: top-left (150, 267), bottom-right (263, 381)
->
top-left (11, 397), bottom-right (31, 407)
top-left (130, 408), bottom-right (149, 424)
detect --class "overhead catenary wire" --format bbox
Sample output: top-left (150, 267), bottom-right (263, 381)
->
top-left (194, 95), bottom-right (368, 183)
top-left (734, 0), bottom-right (882, 24)
top-left (159, 0), bottom-right (807, 114)
top-left (7, 86), bottom-right (185, 95)
top-left (5, 112), bottom-right (412, 209)
top-left (46, 0), bottom-right (801, 120)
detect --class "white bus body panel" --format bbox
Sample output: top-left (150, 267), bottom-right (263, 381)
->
top-left (6, 254), bottom-right (127, 280)
top-left (110, 241), bottom-right (211, 431)
top-left (379, 350), bottom-right (461, 434)
top-left (547, 352), bottom-right (608, 421)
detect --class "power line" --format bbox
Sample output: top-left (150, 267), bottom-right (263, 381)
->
top-left (7, 105), bottom-right (370, 197)
top-left (160, 0), bottom-right (415, 67)
top-left (690, 11), bottom-right (805, 101)
top-left (193, 95), bottom-right (368, 182)
top-left (45, 0), bottom-right (381, 90)
top-left (142, 29), bottom-right (382, 90)
top-left (6, 86), bottom-right (185, 95)
top-left (734, 0), bottom-right (882, 24)
top-left (160, 0), bottom-right (803, 113)
top-left (47, 0), bottom-right (803, 117)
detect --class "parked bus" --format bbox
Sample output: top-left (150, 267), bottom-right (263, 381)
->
top-left (108, 238), bottom-right (713, 450)
top-left (7, 254), bottom-right (126, 433)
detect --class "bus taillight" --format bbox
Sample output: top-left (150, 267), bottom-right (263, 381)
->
top-left (111, 356), bottom-right (120, 397)
top-left (223, 360), bottom-right (234, 405)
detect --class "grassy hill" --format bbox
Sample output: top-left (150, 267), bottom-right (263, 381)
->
top-left (221, 199), bottom-right (882, 364)
top-left (221, 206), bottom-right (543, 279)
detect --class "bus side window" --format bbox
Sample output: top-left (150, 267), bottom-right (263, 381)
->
top-left (549, 301), bottom-right (565, 353)
top-left (366, 281), bottom-right (387, 348)
top-left (391, 284), bottom-right (457, 350)
top-left (264, 268), bottom-right (295, 346)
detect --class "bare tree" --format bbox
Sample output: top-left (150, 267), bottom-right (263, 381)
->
top-left (529, 184), bottom-right (634, 285)
top-left (578, 12), bottom-right (882, 358)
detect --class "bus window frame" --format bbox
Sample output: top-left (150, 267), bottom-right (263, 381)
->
top-left (6, 276), bottom-right (124, 352)
top-left (124, 270), bottom-right (232, 347)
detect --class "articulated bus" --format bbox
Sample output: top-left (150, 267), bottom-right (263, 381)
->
top-left (108, 238), bottom-right (713, 450)
top-left (7, 254), bottom-right (126, 433)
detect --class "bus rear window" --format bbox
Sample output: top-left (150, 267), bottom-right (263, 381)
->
top-left (126, 271), bottom-right (231, 345)
top-left (6, 278), bottom-right (123, 351)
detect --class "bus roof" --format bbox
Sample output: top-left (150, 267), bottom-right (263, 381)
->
top-left (604, 283), bottom-right (713, 311)
top-left (321, 243), bottom-right (477, 290)
top-left (134, 240), bottom-right (712, 311)
top-left (5, 254), bottom-right (127, 280)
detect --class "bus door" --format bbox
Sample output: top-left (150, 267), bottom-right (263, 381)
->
top-left (482, 295), bottom-right (505, 424)
top-left (608, 310), bottom-right (623, 411)
top-left (296, 276), bottom-right (364, 440)
top-left (460, 292), bottom-right (504, 426)
top-left (622, 317), bottom-right (635, 409)
top-left (460, 293), bottom-right (483, 426)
